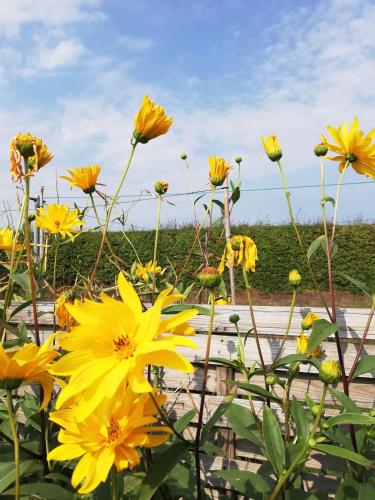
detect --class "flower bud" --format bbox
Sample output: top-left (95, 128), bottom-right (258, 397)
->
top-left (266, 374), bottom-right (277, 386)
top-left (235, 156), bottom-right (242, 164)
top-left (289, 269), bottom-right (301, 287)
top-left (311, 404), bottom-right (324, 418)
top-left (197, 267), bottom-right (221, 289)
top-left (154, 180), bottom-right (169, 195)
top-left (261, 134), bottom-right (282, 162)
top-left (308, 438), bottom-right (317, 447)
top-left (319, 360), bottom-right (341, 385)
top-left (180, 153), bottom-right (187, 160)
top-left (28, 214), bottom-right (36, 223)
top-left (301, 312), bottom-right (320, 330)
top-left (229, 314), bottom-right (240, 324)
top-left (314, 143), bottom-right (328, 157)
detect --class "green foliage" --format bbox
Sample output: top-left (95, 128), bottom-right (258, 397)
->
top-left (45, 223), bottom-right (375, 293)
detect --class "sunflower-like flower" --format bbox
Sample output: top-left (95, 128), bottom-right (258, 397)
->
top-left (35, 204), bottom-right (84, 240)
top-left (0, 228), bottom-right (22, 252)
top-left (322, 117), bottom-right (375, 179)
top-left (133, 95), bottom-right (173, 144)
top-left (55, 291), bottom-right (76, 330)
top-left (60, 166), bottom-right (101, 194)
top-left (208, 156), bottom-right (231, 187)
top-left (261, 134), bottom-right (282, 162)
top-left (297, 332), bottom-right (325, 359)
top-left (10, 133), bottom-right (53, 182)
top-left (48, 387), bottom-right (170, 494)
top-left (135, 260), bottom-right (162, 282)
top-left (219, 235), bottom-right (258, 274)
top-left (0, 338), bottom-right (58, 408)
top-left (49, 273), bottom-right (197, 419)
top-left (301, 312), bottom-right (320, 330)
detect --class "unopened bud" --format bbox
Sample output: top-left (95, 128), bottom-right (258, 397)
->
top-left (229, 314), bottom-right (240, 324)
top-left (319, 360), bottom-right (341, 385)
top-left (289, 269), bottom-right (301, 287)
top-left (180, 153), bottom-right (187, 160)
top-left (266, 374), bottom-right (277, 386)
top-left (311, 404), bottom-right (324, 418)
top-left (197, 267), bottom-right (221, 289)
top-left (235, 156), bottom-right (242, 164)
top-left (314, 143), bottom-right (328, 157)
top-left (154, 180), bottom-right (169, 195)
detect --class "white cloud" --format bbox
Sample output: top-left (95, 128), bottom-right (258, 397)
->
top-left (31, 38), bottom-right (86, 71)
top-left (117, 35), bottom-right (154, 52)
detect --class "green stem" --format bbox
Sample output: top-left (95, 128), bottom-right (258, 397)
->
top-left (271, 289), bottom-right (297, 368)
top-left (330, 162), bottom-right (349, 249)
top-left (52, 235), bottom-right (59, 332)
top-left (195, 291), bottom-right (215, 500)
top-left (151, 194), bottom-right (161, 304)
top-left (149, 392), bottom-right (191, 445)
top-left (7, 391), bottom-right (20, 500)
top-left (270, 384), bottom-right (328, 499)
top-left (110, 466), bottom-right (118, 500)
top-left (276, 161), bottom-right (332, 320)
top-left (86, 143), bottom-right (137, 293)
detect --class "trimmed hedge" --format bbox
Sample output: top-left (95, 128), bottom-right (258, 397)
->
top-left (47, 223), bottom-right (375, 293)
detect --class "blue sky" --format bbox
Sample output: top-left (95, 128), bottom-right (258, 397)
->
top-left (1, 0), bottom-right (375, 228)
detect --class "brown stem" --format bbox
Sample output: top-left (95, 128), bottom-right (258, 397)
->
top-left (348, 302), bottom-right (375, 383)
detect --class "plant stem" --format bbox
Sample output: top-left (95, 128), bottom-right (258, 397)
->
top-left (348, 300), bottom-right (375, 383)
top-left (276, 161), bottom-right (332, 319)
top-left (329, 162), bottom-right (349, 250)
top-left (149, 392), bottom-right (191, 445)
top-left (86, 143), bottom-right (137, 293)
top-left (271, 289), bottom-right (297, 368)
top-left (110, 466), bottom-right (118, 500)
top-left (242, 266), bottom-right (266, 377)
top-left (195, 291), bottom-right (216, 500)
top-left (152, 194), bottom-right (161, 304)
top-left (7, 390), bottom-right (20, 500)
top-left (52, 235), bottom-right (59, 332)
top-left (270, 384), bottom-right (328, 499)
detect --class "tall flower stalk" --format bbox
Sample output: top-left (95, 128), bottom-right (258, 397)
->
top-left (7, 390), bottom-right (20, 500)
top-left (152, 192), bottom-right (162, 304)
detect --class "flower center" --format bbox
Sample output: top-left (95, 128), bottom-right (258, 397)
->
top-left (106, 417), bottom-right (120, 445)
top-left (113, 333), bottom-right (135, 359)
top-left (54, 220), bottom-right (61, 229)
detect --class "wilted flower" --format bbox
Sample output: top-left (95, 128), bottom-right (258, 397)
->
top-left (135, 260), bottom-right (162, 282)
top-left (261, 134), bottom-right (282, 162)
top-left (10, 133), bottom-right (53, 182)
top-left (322, 117), bottom-right (375, 179)
top-left (319, 360), bottom-right (341, 384)
top-left (154, 180), bottom-right (169, 195)
top-left (297, 332), bottom-right (325, 358)
top-left (0, 228), bottom-right (22, 252)
top-left (208, 156), bottom-right (231, 186)
top-left (133, 95), bottom-right (173, 144)
top-left (55, 291), bottom-right (76, 330)
top-left (60, 166), bottom-right (101, 194)
top-left (219, 235), bottom-right (258, 274)
top-left (36, 204), bottom-right (84, 240)
top-left (301, 312), bottom-right (320, 330)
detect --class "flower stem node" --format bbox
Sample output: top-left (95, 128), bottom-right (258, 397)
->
top-left (235, 156), bottom-right (242, 164)
top-left (319, 360), bottom-right (341, 385)
top-left (266, 374), bottom-right (277, 386)
top-left (180, 153), bottom-right (188, 160)
top-left (229, 314), bottom-right (240, 324)
top-left (197, 267), bottom-right (221, 289)
top-left (154, 180), bottom-right (169, 195)
top-left (314, 143), bottom-right (328, 157)
top-left (289, 269), bottom-right (301, 287)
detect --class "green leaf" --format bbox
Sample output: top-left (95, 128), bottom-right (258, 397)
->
top-left (307, 319), bottom-right (338, 353)
top-left (262, 405), bottom-right (285, 476)
top-left (8, 300), bottom-right (32, 320)
top-left (288, 490), bottom-right (328, 500)
top-left (291, 397), bottom-right (309, 445)
top-left (199, 441), bottom-right (223, 455)
top-left (325, 413), bottom-right (375, 427)
top-left (9, 272), bottom-right (31, 294)
top-left (351, 355), bottom-right (375, 380)
top-left (230, 186), bottom-right (241, 205)
top-left (136, 441), bottom-right (190, 500)
top-left (335, 478), bottom-right (375, 500)
top-left (201, 387), bottom-right (237, 444)
top-left (0, 460), bottom-right (42, 493)
top-left (341, 273), bottom-right (371, 298)
top-left (174, 409), bottom-right (197, 433)
top-left (225, 403), bottom-right (263, 448)
top-left (231, 382), bottom-right (282, 403)
top-left (313, 444), bottom-right (374, 467)
top-left (212, 470), bottom-right (270, 499)
top-left (5, 482), bottom-right (74, 499)
top-left (307, 235), bottom-right (325, 260)
top-left (329, 388), bottom-right (361, 413)
top-left (272, 353), bottom-right (308, 369)
top-left (208, 357), bottom-right (243, 370)
top-left (123, 473), bottom-right (146, 495)
top-left (162, 303), bottom-right (211, 315)
top-left (321, 196), bottom-right (335, 207)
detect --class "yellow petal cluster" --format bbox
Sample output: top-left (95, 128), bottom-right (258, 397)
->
top-left (48, 387), bottom-right (170, 494)
top-left (319, 360), bottom-right (341, 384)
top-left (297, 332), bottom-right (325, 359)
top-left (55, 291), bottom-right (76, 330)
top-left (35, 204), bottom-right (84, 240)
top-left (133, 95), bottom-right (173, 144)
top-left (219, 235), bottom-right (258, 274)
top-left (60, 166), bottom-right (101, 194)
top-left (301, 312), bottom-right (320, 330)
top-left (0, 339), bottom-right (58, 408)
top-left (208, 156), bottom-right (231, 187)
top-left (322, 117), bottom-right (375, 179)
top-left (0, 228), bottom-right (22, 252)
top-left (49, 273), bottom-right (197, 420)
top-left (261, 134), bottom-right (282, 162)
top-left (135, 260), bottom-right (162, 282)
top-left (10, 133), bottom-right (53, 182)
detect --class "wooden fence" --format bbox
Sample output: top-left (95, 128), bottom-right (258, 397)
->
top-left (10, 302), bottom-right (375, 498)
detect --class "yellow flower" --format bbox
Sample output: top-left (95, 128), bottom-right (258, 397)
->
top-left (322, 117), bottom-right (375, 179)
top-left (49, 273), bottom-right (197, 419)
top-left (133, 95), bottom-right (173, 144)
top-left (35, 204), bottom-right (84, 240)
top-left (0, 228), bottom-right (22, 252)
top-left (208, 156), bottom-right (231, 186)
top-left (55, 292), bottom-right (76, 330)
top-left (261, 134), bottom-right (282, 162)
top-left (219, 235), bottom-right (258, 274)
top-left (135, 260), bottom-right (162, 282)
top-left (215, 297), bottom-right (231, 305)
top-left (297, 332), bottom-right (325, 358)
top-left (48, 387), bottom-right (170, 494)
top-left (301, 312), bottom-right (320, 330)
top-left (319, 360), bottom-right (341, 384)
top-left (0, 339), bottom-right (58, 408)
top-left (60, 166), bottom-right (101, 194)
top-left (289, 269), bottom-right (301, 287)
top-left (10, 133), bottom-right (53, 182)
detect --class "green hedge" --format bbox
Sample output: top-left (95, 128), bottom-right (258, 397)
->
top-left (46, 223), bottom-right (375, 293)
